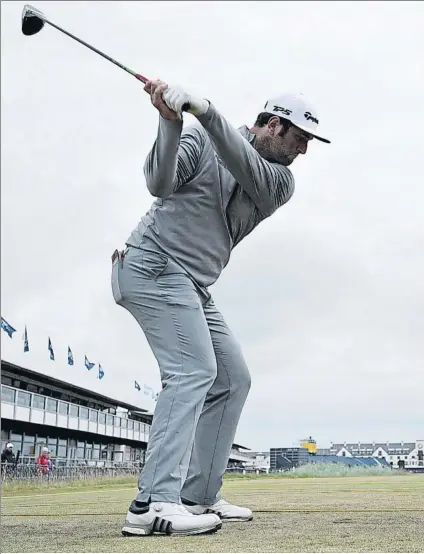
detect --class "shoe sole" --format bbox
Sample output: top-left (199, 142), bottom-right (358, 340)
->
top-left (221, 515), bottom-right (253, 522)
top-left (122, 522), bottom-right (222, 537)
top-left (204, 509), bottom-right (253, 523)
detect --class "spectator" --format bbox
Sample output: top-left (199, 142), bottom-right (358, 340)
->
top-left (1, 443), bottom-right (16, 465)
top-left (36, 447), bottom-right (50, 474)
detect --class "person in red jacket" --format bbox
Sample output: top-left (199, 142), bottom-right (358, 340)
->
top-left (36, 447), bottom-right (50, 474)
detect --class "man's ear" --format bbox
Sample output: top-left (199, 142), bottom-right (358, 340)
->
top-left (267, 116), bottom-right (281, 137)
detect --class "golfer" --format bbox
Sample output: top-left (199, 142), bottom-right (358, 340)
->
top-left (112, 81), bottom-right (330, 536)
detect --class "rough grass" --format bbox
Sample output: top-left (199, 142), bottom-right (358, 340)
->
top-left (290, 462), bottom-right (403, 477)
top-left (2, 473), bottom-right (424, 552)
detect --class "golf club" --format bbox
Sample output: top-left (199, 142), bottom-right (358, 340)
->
top-left (22, 5), bottom-right (150, 83)
top-left (21, 4), bottom-right (190, 111)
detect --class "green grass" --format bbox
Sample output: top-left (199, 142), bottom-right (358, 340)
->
top-left (2, 473), bottom-right (424, 552)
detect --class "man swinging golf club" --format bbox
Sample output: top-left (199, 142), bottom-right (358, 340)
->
top-left (112, 82), bottom-right (330, 537)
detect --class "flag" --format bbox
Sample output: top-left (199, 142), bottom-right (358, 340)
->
top-left (68, 346), bottom-right (74, 365)
top-left (23, 326), bottom-right (29, 352)
top-left (98, 364), bottom-right (104, 380)
top-left (134, 380), bottom-right (141, 391)
top-left (48, 337), bottom-right (55, 361)
top-left (85, 355), bottom-right (95, 371)
top-left (1, 317), bottom-right (16, 338)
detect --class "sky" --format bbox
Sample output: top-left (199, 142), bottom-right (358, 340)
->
top-left (1, 1), bottom-right (423, 451)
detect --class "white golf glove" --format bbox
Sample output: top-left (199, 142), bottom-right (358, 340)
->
top-left (163, 85), bottom-right (209, 119)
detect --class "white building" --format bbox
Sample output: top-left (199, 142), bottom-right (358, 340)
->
top-left (243, 451), bottom-right (271, 473)
top-left (329, 441), bottom-right (424, 469)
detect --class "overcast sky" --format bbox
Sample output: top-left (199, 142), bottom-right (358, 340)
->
top-left (1, 1), bottom-right (423, 451)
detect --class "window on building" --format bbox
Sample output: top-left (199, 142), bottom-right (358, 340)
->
top-left (133, 421), bottom-right (140, 432)
top-left (121, 418), bottom-right (128, 429)
top-left (127, 419), bottom-right (134, 430)
top-left (342, 451), bottom-right (346, 457)
top-left (92, 443), bottom-right (100, 460)
top-left (22, 442), bottom-right (35, 456)
top-left (32, 395), bottom-right (45, 410)
top-left (106, 414), bottom-right (114, 426)
top-left (1, 386), bottom-right (16, 403)
top-left (76, 441), bottom-right (85, 458)
top-left (114, 416), bottom-right (121, 427)
top-left (10, 433), bottom-right (23, 450)
top-left (47, 438), bottom-right (57, 457)
top-left (378, 450), bottom-right (383, 456)
top-left (80, 407), bottom-right (89, 420)
top-left (46, 398), bottom-right (58, 413)
top-left (17, 390), bottom-right (31, 407)
top-left (92, 449), bottom-right (100, 460)
top-left (69, 404), bottom-right (79, 417)
top-left (89, 410), bottom-right (98, 423)
top-left (1, 376), bottom-right (13, 386)
top-left (26, 384), bottom-right (38, 393)
top-left (57, 445), bottom-right (67, 458)
top-left (98, 413), bottom-right (106, 425)
top-left (85, 442), bottom-right (93, 460)
top-left (58, 402), bottom-right (69, 415)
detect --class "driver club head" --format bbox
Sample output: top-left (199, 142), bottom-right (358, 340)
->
top-left (22, 4), bottom-right (45, 36)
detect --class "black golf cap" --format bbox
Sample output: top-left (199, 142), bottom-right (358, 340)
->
top-left (22, 5), bottom-right (45, 36)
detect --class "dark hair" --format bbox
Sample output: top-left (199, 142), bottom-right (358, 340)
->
top-left (254, 112), bottom-right (292, 134)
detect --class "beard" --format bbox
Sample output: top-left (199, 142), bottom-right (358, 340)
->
top-left (254, 135), bottom-right (295, 166)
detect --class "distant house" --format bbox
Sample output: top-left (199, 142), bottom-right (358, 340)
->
top-left (328, 441), bottom-right (424, 470)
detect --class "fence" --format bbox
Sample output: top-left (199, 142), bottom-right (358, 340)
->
top-left (1, 461), bottom-right (143, 483)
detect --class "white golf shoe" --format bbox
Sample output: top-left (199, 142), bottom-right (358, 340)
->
top-left (121, 501), bottom-right (222, 536)
top-left (184, 498), bottom-right (253, 522)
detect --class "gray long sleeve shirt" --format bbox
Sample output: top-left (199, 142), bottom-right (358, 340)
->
top-left (126, 103), bottom-right (295, 288)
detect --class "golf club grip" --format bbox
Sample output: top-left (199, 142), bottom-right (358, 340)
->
top-left (135, 73), bottom-right (190, 112)
top-left (135, 73), bottom-right (148, 84)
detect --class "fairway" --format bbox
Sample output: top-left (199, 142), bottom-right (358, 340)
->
top-left (2, 474), bottom-right (424, 553)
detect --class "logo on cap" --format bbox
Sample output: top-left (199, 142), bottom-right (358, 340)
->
top-left (304, 111), bottom-right (319, 124)
top-left (272, 105), bottom-right (292, 117)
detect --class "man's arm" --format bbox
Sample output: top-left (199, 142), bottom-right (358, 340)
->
top-left (196, 104), bottom-right (295, 215)
top-left (144, 118), bottom-right (205, 198)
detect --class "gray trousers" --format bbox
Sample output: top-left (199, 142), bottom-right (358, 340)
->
top-left (111, 244), bottom-right (251, 505)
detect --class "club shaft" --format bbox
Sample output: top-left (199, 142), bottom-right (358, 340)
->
top-left (43, 18), bottom-right (149, 84)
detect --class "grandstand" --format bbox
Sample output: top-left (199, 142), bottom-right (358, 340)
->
top-left (1, 359), bottom-right (250, 466)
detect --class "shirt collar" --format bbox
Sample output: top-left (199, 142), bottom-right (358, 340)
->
top-left (238, 125), bottom-right (256, 144)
